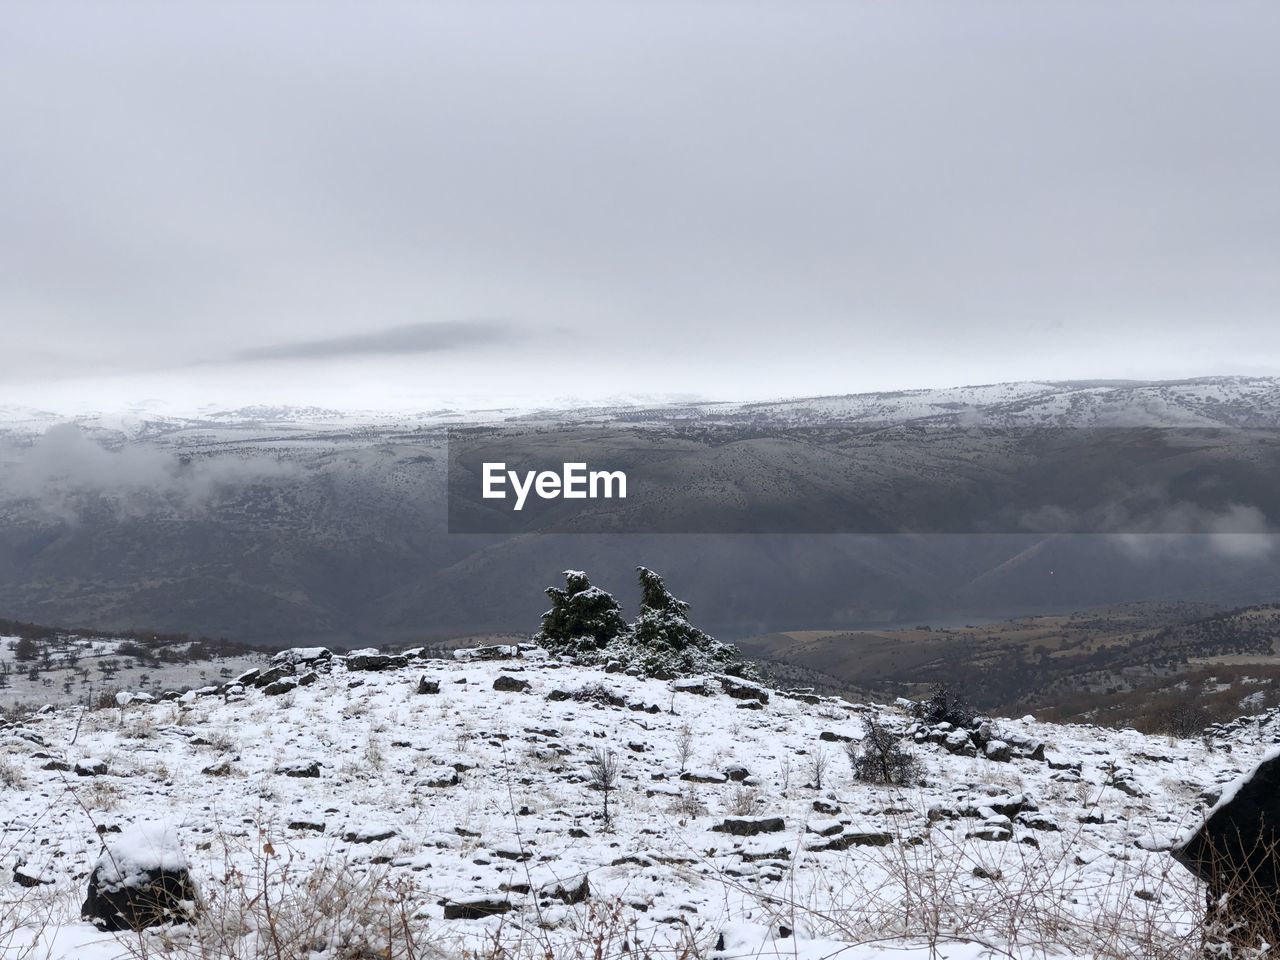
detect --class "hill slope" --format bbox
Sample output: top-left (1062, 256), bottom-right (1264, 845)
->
top-left (0, 646), bottom-right (1265, 958)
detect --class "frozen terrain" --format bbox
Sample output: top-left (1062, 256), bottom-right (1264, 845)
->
top-left (0, 646), bottom-right (1256, 958)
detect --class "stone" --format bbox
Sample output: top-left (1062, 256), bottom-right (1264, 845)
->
top-left (492, 675), bottom-right (531, 693)
top-left (1174, 751), bottom-right (1280, 949)
top-left (718, 676), bottom-right (770, 704)
top-left (712, 816), bottom-right (785, 837)
top-left (416, 676), bottom-right (441, 695)
top-left (81, 825), bottom-right (198, 931)
top-left (276, 760), bottom-right (322, 778)
top-left (346, 652), bottom-right (409, 671)
top-left (442, 897), bottom-right (511, 920)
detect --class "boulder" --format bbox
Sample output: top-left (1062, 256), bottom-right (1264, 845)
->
top-left (442, 897), bottom-right (511, 920)
top-left (712, 816), bottom-right (785, 837)
top-left (1173, 748), bottom-right (1280, 949)
top-left (81, 825), bottom-right (198, 931)
top-left (492, 675), bottom-right (531, 693)
top-left (717, 675), bottom-right (770, 704)
top-left (416, 676), bottom-right (441, 695)
top-left (75, 759), bottom-right (108, 777)
top-left (252, 665), bottom-right (294, 688)
top-left (346, 652), bottom-right (409, 672)
top-left (262, 677), bottom-right (298, 696)
top-left (276, 759), bottom-right (322, 778)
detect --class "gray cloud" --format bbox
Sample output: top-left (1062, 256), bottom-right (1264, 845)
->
top-left (2, 424), bottom-right (298, 521)
top-left (232, 319), bottom-right (519, 363)
top-left (1, 1), bottom-right (1278, 405)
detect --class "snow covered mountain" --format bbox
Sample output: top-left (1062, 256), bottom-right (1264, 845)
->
top-left (0, 645), bottom-right (1261, 959)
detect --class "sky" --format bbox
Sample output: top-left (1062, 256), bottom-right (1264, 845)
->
top-left (2, 1), bottom-right (1279, 413)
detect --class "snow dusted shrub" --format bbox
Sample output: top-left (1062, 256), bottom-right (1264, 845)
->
top-left (537, 570), bottom-right (629, 658)
top-left (534, 566), bottom-right (752, 680)
top-left (849, 714), bottom-right (919, 787)
top-left (614, 567), bottom-right (752, 680)
top-left (913, 682), bottom-right (975, 728)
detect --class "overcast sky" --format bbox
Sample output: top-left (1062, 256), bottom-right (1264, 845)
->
top-left (2, 1), bottom-right (1279, 412)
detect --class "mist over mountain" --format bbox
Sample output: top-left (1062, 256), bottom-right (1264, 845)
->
top-left (1, 377), bottom-right (1277, 648)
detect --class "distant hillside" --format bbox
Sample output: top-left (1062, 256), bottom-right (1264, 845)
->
top-left (1, 376), bottom-right (1278, 647)
top-left (742, 601), bottom-right (1280, 730)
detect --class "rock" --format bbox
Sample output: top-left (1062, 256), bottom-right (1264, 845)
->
top-left (452, 643), bottom-right (540, 662)
top-left (271, 647), bottom-right (333, 668)
top-left (262, 677), bottom-right (298, 696)
top-left (346, 652), bottom-right (410, 672)
top-left (717, 676), bottom-right (769, 704)
top-left (343, 825), bottom-right (397, 844)
top-left (416, 677), bottom-right (441, 695)
top-left (541, 874), bottom-right (590, 905)
top-left (14, 863), bottom-right (52, 887)
top-left (712, 816), bottom-right (785, 837)
top-left (942, 729), bottom-right (977, 757)
top-left (1174, 750), bottom-right (1280, 946)
top-left (493, 675), bottom-right (531, 693)
top-left (288, 819), bottom-right (326, 832)
top-left (201, 761), bottom-right (234, 777)
top-left (252, 665), bottom-right (294, 688)
top-left (673, 677), bottom-right (712, 695)
top-left (75, 759), bottom-right (108, 777)
top-left (419, 768), bottom-right (460, 788)
top-left (81, 825), bottom-right (198, 931)
top-left (680, 768), bottom-right (728, 784)
top-left (41, 759), bottom-right (71, 772)
top-left (984, 740), bottom-right (1011, 763)
top-left (819, 731), bottom-right (854, 743)
top-left (296, 671), bottom-right (320, 687)
top-left (812, 799), bottom-right (842, 815)
top-left (810, 829), bottom-right (893, 851)
top-left (276, 760), bottom-right (322, 778)
top-left (442, 897), bottom-right (511, 920)
top-left (723, 763), bottom-right (750, 782)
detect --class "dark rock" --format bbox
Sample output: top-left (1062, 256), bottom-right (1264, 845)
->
top-left (277, 760), bottom-right (322, 778)
top-left (252, 665), bottom-right (294, 688)
top-left (41, 760), bottom-right (71, 772)
top-left (723, 764), bottom-right (750, 782)
top-left (346, 653), bottom-right (409, 672)
top-left (442, 897), bottom-right (511, 920)
top-left (1174, 752), bottom-right (1280, 948)
top-left (983, 740), bottom-right (1012, 763)
top-left (296, 671), bottom-right (319, 687)
top-left (493, 675), bottom-right (531, 693)
top-left (201, 761), bottom-right (233, 777)
top-left (812, 799), bottom-right (842, 815)
top-left (542, 874), bottom-right (590, 904)
top-left (819, 731), bottom-right (854, 743)
top-left (288, 819), bottom-right (326, 832)
top-left (262, 677), bottom-right (298, 696)
top-left (81, 837), bottom-right (197, 931)
top-left (717, 676), bottom-right (770, 704)
top-left (75, 759), bottom-right (108, 777)
top-left (416, 677), bottom-right (441, 695)
top-left (343, 827), bottom-right (397, 843)
top-left (712, 816), bottom-right (785, 837)
top-left (14, 864), bottom-right (51, 887)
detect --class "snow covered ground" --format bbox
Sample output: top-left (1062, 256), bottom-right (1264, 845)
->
top-left (0, 648), bottom-right (1260, 959)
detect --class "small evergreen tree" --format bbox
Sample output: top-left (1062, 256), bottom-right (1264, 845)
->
top-left (624, 567), bottom-right (749, 678)
top-left (536, 570), bottom-right (628, 658)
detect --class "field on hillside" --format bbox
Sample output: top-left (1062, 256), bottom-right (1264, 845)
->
top-left (743, 602), bottom-right (1280, 730)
